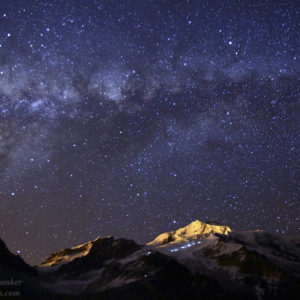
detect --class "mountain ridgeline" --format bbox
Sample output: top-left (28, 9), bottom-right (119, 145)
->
top-left (0, 220), bottom-right (299, 299)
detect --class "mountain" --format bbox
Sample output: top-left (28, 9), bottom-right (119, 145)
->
top-left (155, 228), bottom-right (300, 300)
top-left (147, 219), bottom-right (231, 246)
top-left (0, 238), bottom-right (54, 299)
top-left (0, 238), bottom-right (37, 276)
top-left (41, 236), bottom-right (141, 277)
top-left (0, 220), bottom-right (299, 299)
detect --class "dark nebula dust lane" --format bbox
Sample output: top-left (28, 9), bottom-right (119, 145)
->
top-left (0, 0), bottom-right (299, 264)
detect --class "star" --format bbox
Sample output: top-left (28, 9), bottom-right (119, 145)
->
top-left (0, 0), bottom-right (297, 265)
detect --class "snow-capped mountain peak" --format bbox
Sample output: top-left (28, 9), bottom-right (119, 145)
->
top-left (147, 220), bottom-right (231, 246)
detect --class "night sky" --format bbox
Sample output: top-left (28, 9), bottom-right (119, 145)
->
top-left (0, 0), bottom-right (299, 265)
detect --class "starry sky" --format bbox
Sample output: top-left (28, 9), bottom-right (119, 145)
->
top-left (0, 0), bottom-right (299, 264)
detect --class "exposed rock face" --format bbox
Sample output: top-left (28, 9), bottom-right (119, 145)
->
top-left (41, 238), bottom-right (95, 267)
top-left (147, 220), bottom-right (231, 246)
top-left (41, 236), bottom-right (141, 276)
top-left (82, 251), bottom-right (226, 299)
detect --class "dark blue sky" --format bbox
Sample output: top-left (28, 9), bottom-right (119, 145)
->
top-left (0, 0), bottom-right (299, 264)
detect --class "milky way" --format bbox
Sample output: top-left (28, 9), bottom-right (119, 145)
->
top-left (0, 0), bottom-right (299, 264)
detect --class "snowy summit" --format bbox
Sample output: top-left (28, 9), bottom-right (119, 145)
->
top-left (147, 220), bottom-right (231, 246)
